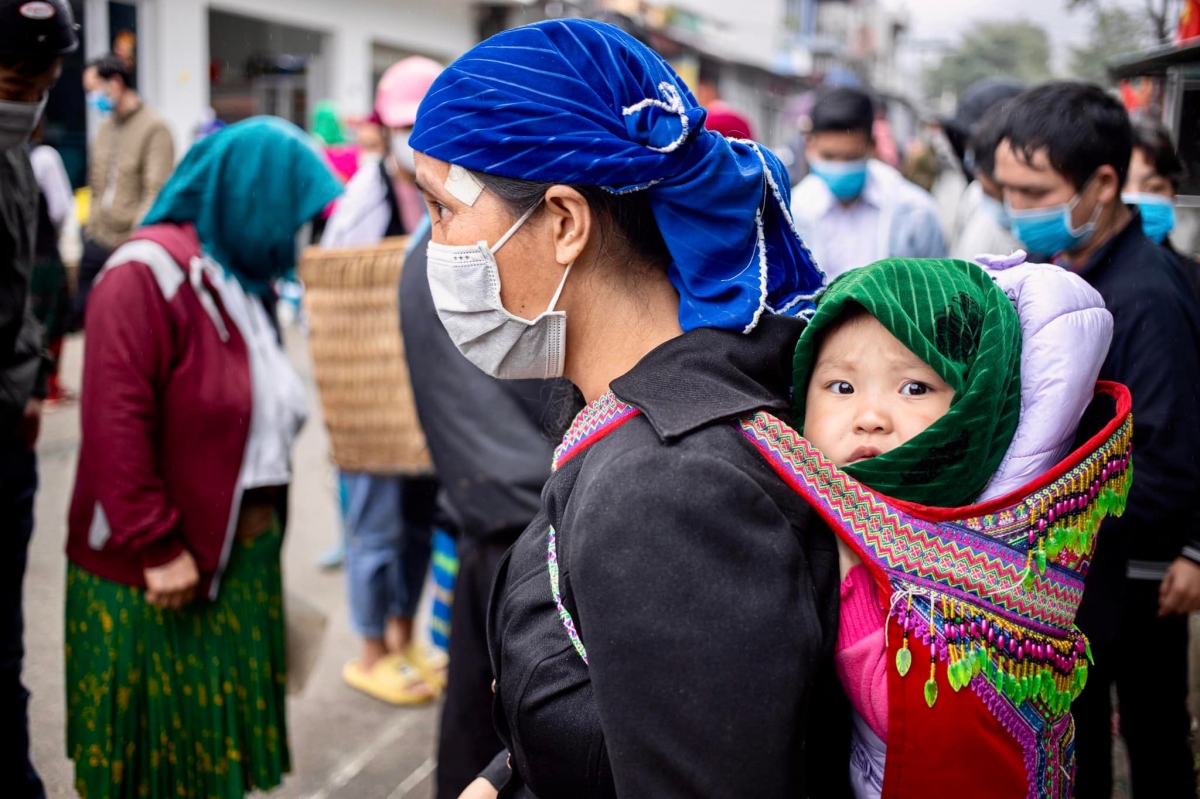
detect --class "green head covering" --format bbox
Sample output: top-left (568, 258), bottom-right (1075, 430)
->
top-left (792, 259), bottom-right (1022, 507)
top-left (311, 101), bottom-right (346, 145)
top-left (143, 117), bottom-right (343, 296)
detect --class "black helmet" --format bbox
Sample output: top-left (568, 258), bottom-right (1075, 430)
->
top-left (0, 0), bottom-right (80, 59)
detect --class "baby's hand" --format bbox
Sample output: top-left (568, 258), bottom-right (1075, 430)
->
top-left (836, 538), bottom-right (862, 582)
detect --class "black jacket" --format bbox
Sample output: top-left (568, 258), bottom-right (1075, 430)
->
top-left (1163, 238), bottom-right (1200, 304)
top-left (484, 316), bottom-right (849, 799)
top-left (0, 145), bottom-right (48, 436)
top-left (399, 223), bottom-right (567, 540)
top-left (1076, 210), bottom-right (1200, 643)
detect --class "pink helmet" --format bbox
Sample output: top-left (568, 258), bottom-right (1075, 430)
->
top-left (375, 56), bottom-right (443, 129)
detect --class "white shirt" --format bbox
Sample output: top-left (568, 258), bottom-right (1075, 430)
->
top-left (814, 187), bottom-right (882, 280)
top-left (321, 157), bottom-right (391, 249)
top-left (31, 143), bottom-right (82, 264)
top-left (792, 159), bottom-right (947, 281)
top-left (950, 181), bottom-right (1020, 261)
top-left (204, 262), bottom-right (309, 490)
top-left (30, 145), bottom-right (72, 232)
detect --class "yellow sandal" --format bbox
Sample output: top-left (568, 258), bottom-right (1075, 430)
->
top-left (406, 642), bottom-right (449, 692)
top-left (342, 654), bottom-right (437, 705)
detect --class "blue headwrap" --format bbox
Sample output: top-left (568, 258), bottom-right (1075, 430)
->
top-left (143, 116), bottom-right (343, 296)
top-left (410, 19), bottom-right (824, 333)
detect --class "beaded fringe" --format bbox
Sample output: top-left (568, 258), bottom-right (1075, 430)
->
top-left (892, 419), bottom-right (1133, 711)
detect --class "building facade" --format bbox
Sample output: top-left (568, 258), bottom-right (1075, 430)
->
top-left (69, 0), bottom-right (475, 169)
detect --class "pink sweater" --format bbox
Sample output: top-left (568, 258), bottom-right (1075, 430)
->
top-left (835, 564), bottom-right (890, 740)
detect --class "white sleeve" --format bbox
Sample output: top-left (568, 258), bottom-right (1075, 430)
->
top-left (952, 211), bottom-right (1020, 262)
top-left (320, 166), bottom-right (391, 249)
top-left (30, 145), bottom-right (74, 233)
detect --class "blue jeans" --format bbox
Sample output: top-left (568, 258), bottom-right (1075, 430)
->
top-left (0, 441), bottom-right (44, 799)
top-left (341, 472), bottom-right (435, 639)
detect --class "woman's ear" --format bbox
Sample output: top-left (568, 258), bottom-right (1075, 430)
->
top-left (543, 185), bottom-right (592, 266)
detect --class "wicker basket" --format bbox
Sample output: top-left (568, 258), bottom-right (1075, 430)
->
top-left (299, 237), bottom-right (432, 475)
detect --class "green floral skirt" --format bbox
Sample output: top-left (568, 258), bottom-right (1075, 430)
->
top-left (65, 525), bottom-right (290, 799)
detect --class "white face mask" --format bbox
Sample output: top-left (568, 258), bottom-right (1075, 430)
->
top-left (0, 94), bottom-right (47, 152)
top-left (427, 203), bottom-right (572, 380)
top-left (391, 130), bottom-right (415, 175)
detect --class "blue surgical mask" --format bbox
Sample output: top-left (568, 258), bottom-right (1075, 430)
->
top-left (809, 157), bottom-right (869, 202)
top-left (87, 90), bottom-right (114, 115)
top-left (1122, 192), bottom-right (1175, 244)
top-left (978, 193), bottom-right (1010, 231)
top-left (1006, 192), bottom-right (1102, 257)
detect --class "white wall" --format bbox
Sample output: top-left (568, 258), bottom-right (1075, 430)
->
top-left (124, 0), bottom-right (476, 156)
top-left (154, 0), bottom-right (208, 153)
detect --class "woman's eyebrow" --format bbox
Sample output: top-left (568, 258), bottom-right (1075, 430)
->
top-left (417, 178), bottom-right (456, 208)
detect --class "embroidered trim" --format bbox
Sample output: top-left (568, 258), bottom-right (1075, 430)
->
top-left (968, 677), bottom-right (1076, 799)
top-left (552, 391), bottom-right (641, 471)
top-left (735, 408), bottom-right (1125, 798)
top-left (742, 414), bottom-right (1093, 630)
top-left (547, 392), bottom-right (646, 666)
top-left (548, 526), bottom-right (588, 664)
top-left (974, 674), bottom-right (1043, 799)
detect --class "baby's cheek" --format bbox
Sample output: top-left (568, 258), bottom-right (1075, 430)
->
top-left (803, 407), bottom-right (845, 464)
top-left (914, 405), bottom-right (951, 435)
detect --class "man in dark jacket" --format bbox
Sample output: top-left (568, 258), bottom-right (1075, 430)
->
top-left (0, 2), bottom-right (79, 796)
top-left (398, 218), bottom-right (567, 799)
top-left (996, 81), bottom-right (1200, 799)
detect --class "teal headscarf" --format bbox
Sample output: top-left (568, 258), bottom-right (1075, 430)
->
top-left (143, 117), bottom-right (343, 295)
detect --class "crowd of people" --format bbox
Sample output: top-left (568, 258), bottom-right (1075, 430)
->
top-left (2, 1), bottom-right (1200, 798)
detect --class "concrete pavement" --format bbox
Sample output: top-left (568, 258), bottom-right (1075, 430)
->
top-left (25, 330), bottom-right (441, 799)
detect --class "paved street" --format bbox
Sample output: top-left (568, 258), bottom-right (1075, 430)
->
top-left (25, 330), bottom-right (441, 799)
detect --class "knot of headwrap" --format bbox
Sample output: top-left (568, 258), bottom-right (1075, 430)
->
top-left (792, 259), bottom-right (1022, 507)
top-left (621, 82), bottom-right (705, 153)
top-left (409, 19), bottom-right (824, 333)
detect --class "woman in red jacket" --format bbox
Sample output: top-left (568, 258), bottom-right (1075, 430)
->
top-left (64, 117), bottom-right (342, 799)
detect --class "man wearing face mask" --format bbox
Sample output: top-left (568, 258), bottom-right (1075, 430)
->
top-left (996, 81), bottom-right (1200, 799)
top-left (0, 4), bottom-right (78, 795)
top-left (75, 53), bottom-right (173, 328)
top-left (791, 86), bottom-right (946, 280)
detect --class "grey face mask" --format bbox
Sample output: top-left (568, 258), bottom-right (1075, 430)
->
top-left (427, 203), bottom-right (573, 380)
top-left (0, 94), bottom-right (47, 152)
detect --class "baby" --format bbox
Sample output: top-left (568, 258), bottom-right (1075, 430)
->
top-left (794, 254), bottom-right (1113, 797)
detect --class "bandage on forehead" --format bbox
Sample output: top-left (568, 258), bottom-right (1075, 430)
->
top-left (445, 164), bottom-right (484, 206)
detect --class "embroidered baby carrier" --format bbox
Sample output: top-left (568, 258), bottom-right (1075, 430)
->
top-left (547, 384), bottom-right (1132, 798)
top-left (739, 381), bottom-right (1132, 799)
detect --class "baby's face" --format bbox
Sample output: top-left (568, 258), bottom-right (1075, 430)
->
top-left (803, 313), bottom-right (954, 468)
